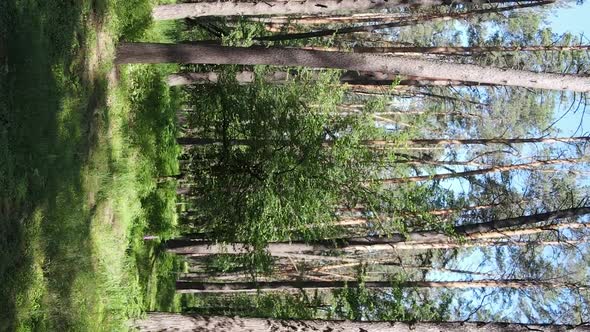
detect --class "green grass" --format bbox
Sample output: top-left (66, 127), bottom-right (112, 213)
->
top-left (0, 0), bottom-right (181, 330)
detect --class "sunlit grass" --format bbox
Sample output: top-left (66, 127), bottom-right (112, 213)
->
top-left (1, 0), bottom-right (181, 330)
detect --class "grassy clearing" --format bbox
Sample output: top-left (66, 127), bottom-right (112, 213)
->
top-left (0, 0), bottom-right (181, 330)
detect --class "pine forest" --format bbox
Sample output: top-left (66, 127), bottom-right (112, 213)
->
top-left (1, 0), bottom-right (590, 331)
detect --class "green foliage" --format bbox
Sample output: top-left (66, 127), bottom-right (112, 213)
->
top-left (132, 242), bottom-right (186, 313)
top-left (180, 67), bottom-right (412, 251)
top-left (221, 19), bottom-right (267, 47)
top-left (204, 254), bottom-right (274, 276)
top-left (124, 64), bottom-right (182, 178)
top-left (112, 0), bottom-right (153, 40)
top-left (183, 292), bottom-right (327, 319)
top-left (332, 269), bottom-right (451, 321)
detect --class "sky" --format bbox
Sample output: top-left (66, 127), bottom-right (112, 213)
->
top-left (547, 2), bottom-right (590, 136)
top-left (547, 1), bottom-right (590, 37)
top-left (424, 5), bottom-right (590, 322)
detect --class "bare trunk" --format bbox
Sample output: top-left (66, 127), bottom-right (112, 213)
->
top-left (152, 0), bottom-right (540, 20)
top-left (117, 43), bottom-right (590, 92)
top-left (376, 157), bottom-right (582, 184)
top-left (253, 1), bottom-right (552, 42)
top-left (175, 279), bottom-right (581, 294)
top-left (157, 173), bottom-right (185, 181)
top-left (399, 137), bottom-right (590, 145)
top-left (271, 235), bottom-right (589, 260)
top-left (176, 137), bottom-right (590, 147)
top-left (255, 13), bottom-right (407, 25)
top-left (135, 313), bottom-right (590, 332)
top-left (167, 70), bottom-right (488, 87)
top-left (166, 208), bottom-right (590, 255)
top-left (335, 204), bottom-right (498, 226)
top-left (167, 72), bottom-right (219, 85)
top-left (354, 44), bottom-right (590, 55)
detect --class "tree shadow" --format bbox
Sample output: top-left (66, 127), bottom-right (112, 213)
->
top-left (0, 0), bottom-right (110, 329)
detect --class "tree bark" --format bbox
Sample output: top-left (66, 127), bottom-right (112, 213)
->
top-left (376, 157), bottom-right (583, 184)
top-left (116, 43), bottom-right (590, 92)
top-left (335, 204), bottom-right (498, 226)
top-left (252, 1), bottom-right (552, 42)
top-left (167, 70), bottom-right (488, 87)
top-left (396, 137), bottom-right (590, 145)
top-left (254, 13), bottom-right (407, 25)
top-left (151, 0), bottom-right (542, 20)
top-left (176, 137), bottom-right (590, 147)
top-left (354, 44), bottom-right (590, 55)
top-left (134, 313), bottom-right (590, 332)
top-left (166, 208), bottom-right (590, 255)
top-left (175, 279), bottom-right (583, 294)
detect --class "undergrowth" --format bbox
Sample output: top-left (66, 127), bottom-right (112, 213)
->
top-left (0, 0), bottom-right (181, 329)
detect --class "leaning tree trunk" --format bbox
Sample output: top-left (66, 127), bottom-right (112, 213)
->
top-left (165, 207), bottom-right (590, 255)
top-left (252, 1), bottom-right (552, 42)
top-left (174, 279), bottom-right (580, 294)
top-left (174, 136), bottom-right (590, 147)
top-left (255, 12), bottom-right (407, 25)
top-left (116, 43), bottom-right (590, 92)
top-left (134, 313), bottom-right (590, 332)
top-left (375, 157), bottom-right (583, 184)
top-left (167, 70), bottom-right (488, 87)
top-left (353, 44), bottom-right (590, 55)
top-left (151, 0), bottom-right (541, 20)
top-left (334, 203), bottom-right (498, 226)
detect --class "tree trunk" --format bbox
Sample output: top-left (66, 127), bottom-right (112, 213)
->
top-left (354, 44), bottom-right (590, 55)
top-left (254, 13), bottom-right (407, 25)
top-left (175, 137), bottom-right (590, 147)
top-left (252, 1), bottom-right (552, 42)
top-left (175, 279), bottom-right (582, 294)
top-left (398, 137), bottom-right (590, 145)
top-left (151, 0), bottom-right (541, 20)
top-left (157, 173), bottom-right (185, 181)
top-left (167, 72), bottom-right (220, 85)
top-left (335, 204), bottom-right (498, 226)
top-left (166, 208), bottom-right (590, 255)
top-left (135, 313), bottom-right (590, 332)
top-left (270, 234), bottom-right (589, 260)
top-left (376, 157), bottom-right (583, 184)
top-left (167, 70), bottom-right (488, 87)
top-left (116, 43), bottom-right (590, 92)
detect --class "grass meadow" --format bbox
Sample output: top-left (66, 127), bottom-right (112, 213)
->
top-left (0, 0), bottom-right (183, 330)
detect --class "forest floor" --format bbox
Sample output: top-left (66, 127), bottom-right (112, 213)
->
top-left (0, 0), bottom-right (181, 330)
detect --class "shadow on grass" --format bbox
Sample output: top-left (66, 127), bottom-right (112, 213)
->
top-left (0, 0), bottom-right (110, 329)
top-left (132, 240), bottom-right (186, 313)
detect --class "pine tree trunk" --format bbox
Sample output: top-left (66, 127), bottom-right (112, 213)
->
top-left (254, 13), bottom-right (407, 25)
top-left (116, 43), bottom-right (590, 92)
top-left (157, 173), bottom-right (185, 181)
top-left (135, 313), bottom-right (590, 332)
top-left (167, 70), bottom-right (487, 87)
top-left (376, 157), bottom-right (583, 184)
top-left (272, 235), bottom-right (588, 260)
top-left (400, 137), bottom-right (590, 145)
top-left (166, 208), bottom-right (590, 255)
top-left (175, 137), bottom-right (590, 147)
top-left (335, 204), bottom-right (498, 226)
top-left (167, 72), bottom-right (220, 85)
top-left (353, 44), bottom-right (590, 55)
top-left (151, 0), bottom-right (539, 20)
top-left (252, 1), bottom-right (552, 42)
top-left (174, 279), bottom-right (581, 293)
